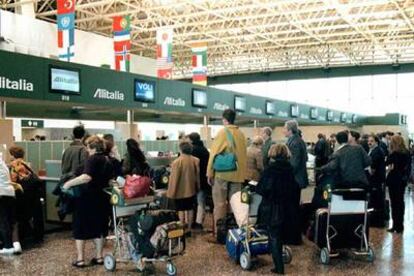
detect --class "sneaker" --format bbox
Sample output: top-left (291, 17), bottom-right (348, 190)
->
top-left (13, 242), bottom-right (22, 254)
top-left (0, 248), bottom-right (15, 255)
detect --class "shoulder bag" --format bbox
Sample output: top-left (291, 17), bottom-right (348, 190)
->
top-left (213, 128), bottom-right (238, 172)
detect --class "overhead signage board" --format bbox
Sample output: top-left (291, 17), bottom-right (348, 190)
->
top-left (192, 88), bottom-right (207, 108)
top-left (0, 50), bottom-right (44, 100)
top-left (21, 119), bottom-right (44, 128)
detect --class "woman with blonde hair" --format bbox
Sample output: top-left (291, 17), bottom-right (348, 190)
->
top-left (256, 144), bottom-right (296, 274)
top-left (386, 135), bottom-right (411, 233)
top-left (63, 135), bottom-right (114, 267)
top-left (246, 136), bottom-right (264, 182)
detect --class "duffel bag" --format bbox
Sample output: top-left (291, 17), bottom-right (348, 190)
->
top-left (124, 174), bottom-right (151, 199)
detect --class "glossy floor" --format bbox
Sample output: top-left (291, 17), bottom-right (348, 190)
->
top-left (1, 190), bottom-right (413, 276)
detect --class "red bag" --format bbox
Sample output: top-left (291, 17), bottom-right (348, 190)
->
top-left (123, 175), bottom-right (152, 199)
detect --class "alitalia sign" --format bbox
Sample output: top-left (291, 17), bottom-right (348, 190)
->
top-left (93, 88), bottom-right (124, 101)
top-left (0, 76), bottom-right (33, 92)
top-left (164, 97), bottom-right (185, 107)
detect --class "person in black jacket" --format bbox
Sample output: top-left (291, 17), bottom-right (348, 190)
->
top-left (386, 135), bottom-right (411, 233)
top-left (256, 144), bottom-right (296, 275)
top-left (122, 139), bottom-right (150, 176)
top-left (188, 133), bottom-right (210, 230)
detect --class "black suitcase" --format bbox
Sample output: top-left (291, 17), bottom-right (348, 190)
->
top-left (315, 208), bottom-right (369, 250)
top-left (216, 213), bottom-right (237, 244)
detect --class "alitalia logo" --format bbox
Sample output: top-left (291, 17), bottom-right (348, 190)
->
top-left (0, 76), bottom-right (33, 91)
top-left (93, 88), bottom-right (124, 101)
top-left (164, 97), bottom-right (185, 107)
top-left (213, 103), bottom-right (229, 111)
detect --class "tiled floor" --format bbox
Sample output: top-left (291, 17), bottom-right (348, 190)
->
top-left (1, 189), bottom-right (413, 276)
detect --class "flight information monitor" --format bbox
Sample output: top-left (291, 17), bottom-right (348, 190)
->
top-left (134, 79), bottom-right (155, 102)
top-left (50, 67), bottom-right (80, 95)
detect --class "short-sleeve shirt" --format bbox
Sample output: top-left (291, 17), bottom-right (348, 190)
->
top-left (83, 153), bottom-right (113, 190)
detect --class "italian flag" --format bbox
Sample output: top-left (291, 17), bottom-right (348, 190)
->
top-left (191, 42), bottom-right (208, 86)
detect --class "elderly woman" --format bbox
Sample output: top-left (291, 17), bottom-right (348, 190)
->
top-left (246, 136), bottom-right (264, 182)
top-left (256, 144), bottom-right (296, 275)
top-left (167, 141), bottom-right (200, 235)
top-left (63, 136), bottom-right (114, 268)
top-left (0, 157), bottom-right (21, 255)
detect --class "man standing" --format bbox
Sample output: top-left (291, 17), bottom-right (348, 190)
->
top-left (283, 120), bottom-right (308, 245)
top-left (61, 125), bottom-right (88, 178)
top-left (321, 131), bottom-right (371, 189)
top-left (367, 134), bottom-right (387, 226)
top-left (314, 133), bottom-right (329, 168)
top-left (261, 127), bottom-right (275, 169)
top-left (207, 109), bottom-right (247, 237)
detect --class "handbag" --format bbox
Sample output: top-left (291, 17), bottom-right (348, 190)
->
top-left (17, 162), bottom-right (42, 192)
top-left (213, 128), bottom-right (238, 172)
top-left (124, 174), bottom-right (152, 199)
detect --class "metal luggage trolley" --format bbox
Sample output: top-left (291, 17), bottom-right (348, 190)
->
top-left (237, 183), bottom-right (292, 271)
top-left (103, 184), bottom-right (182, 275)
top-left (317, 187), bottom-right (375, 265)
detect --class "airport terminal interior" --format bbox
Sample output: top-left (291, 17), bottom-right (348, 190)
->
top-left (1, 1), bottom-right (414, 275)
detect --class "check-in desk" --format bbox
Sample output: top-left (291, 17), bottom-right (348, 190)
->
top-left (43, 160), bottom-right (72, 223)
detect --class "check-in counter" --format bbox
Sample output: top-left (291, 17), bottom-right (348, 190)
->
top-left (43, 160), bottom-right (72, 223)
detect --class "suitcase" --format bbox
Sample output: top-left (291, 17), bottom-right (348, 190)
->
top-left (368, 185), bottom-right (388, 227)
top-left (314, 208), bottom-right (369, 250)
top-left (226, 227), bottom-right (269, 262)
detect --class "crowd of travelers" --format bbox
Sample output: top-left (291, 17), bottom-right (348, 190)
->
top-left (1, 109), bottom-right (413, 275)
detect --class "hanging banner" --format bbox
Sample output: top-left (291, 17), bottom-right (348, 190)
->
top-left (191, 42), bottom-right (207, 86)
top-left (113, 16), bottom-right (131, 72)
top-left (57, 0), bottom-right (76, 62)
top-left (156, 28), bottom-right (173, 79)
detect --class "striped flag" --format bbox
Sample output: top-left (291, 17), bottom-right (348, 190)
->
top-left (156, 28), bottom-right (173, 79)
top-left (113, 16), bottom-right (131, 72)
top-left (191, 42), bottom-right (207, 86)
top-left (57, 0), bottom-right (75, 62)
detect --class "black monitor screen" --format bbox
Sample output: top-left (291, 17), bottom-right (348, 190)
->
top-left (310, 108), bottom-right (318, 119)
top-left (50, 67), bottom-right (80, 95)
top-left (327, 110), bottom-right (333, 121)
top-left (266, 101), bottom-right (276, 115)
top-left (235, 96), bottom-right (246, 112)
top-left (134, 79), bottom-right (155, 102)
top-left (192, 89), bottom-right (207, 108)
top-left (291, 104), bottom-right (299, 117)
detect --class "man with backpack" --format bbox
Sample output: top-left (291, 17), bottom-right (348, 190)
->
top-left (207, 109), bottom-right (247, 242)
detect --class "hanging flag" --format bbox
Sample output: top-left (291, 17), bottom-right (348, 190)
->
top-left (113, 16), bottom-right (131, 72)
top-left (57, 0), bottom-right (75, 62)
top-left (191, 42), bottom-right (208, 86)
top-left (156, 28), bottom-right (174, 79)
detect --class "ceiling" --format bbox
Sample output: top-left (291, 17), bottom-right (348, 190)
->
top-left (3, 0), bottom-right (414, 78)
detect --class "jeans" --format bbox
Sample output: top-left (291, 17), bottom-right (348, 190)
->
top-left (196, 190), bottom-right (206, 225)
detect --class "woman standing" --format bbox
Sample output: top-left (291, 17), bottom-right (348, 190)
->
top-left (63, 136), bottom-right (114, 268)
top-left (386, 135), bottom-right (411, 234)
top-left (246, 136), bottom-right (264, 182)
top-left (256, 144), bottom-right (296, 275)
top-left (167, 141), bottom-right (200, 235)
top-left (122, 139), bottom-right (150, 176)
top-left (0, 157), bottom-right (21, 254)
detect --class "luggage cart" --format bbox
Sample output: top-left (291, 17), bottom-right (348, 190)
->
top-left (103, 186), bottom-right (183, 275)
top-left (316, 186), bottom-right (375, 265)
top-left (235, 183), bottom-right (292, 271)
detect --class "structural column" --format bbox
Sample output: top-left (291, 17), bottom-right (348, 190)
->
top-left (252, 119), bottom-right (261, 137)
top-left (115, 109), bottom-right (139, 141)
top-left (0, 101), bottom-right (14, 161)
top-left (200, 115), bottom-right (212, 147)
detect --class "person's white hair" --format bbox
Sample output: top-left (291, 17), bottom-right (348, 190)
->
top-left (262, 127), bottom-right (272, 137)
top-left (285, 120), bottom-right (299, 134)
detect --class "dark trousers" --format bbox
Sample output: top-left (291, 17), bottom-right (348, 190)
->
top-left (0, 196), bottom-right (15, 249)
top-left (269, 226), bottom-right (284, 274)
top-left (283, 187), bottom-right (302, 245)
top-left (16, 190), bottom-right (44, 242)
top-left (389, 183), bottom-right (406, 231)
